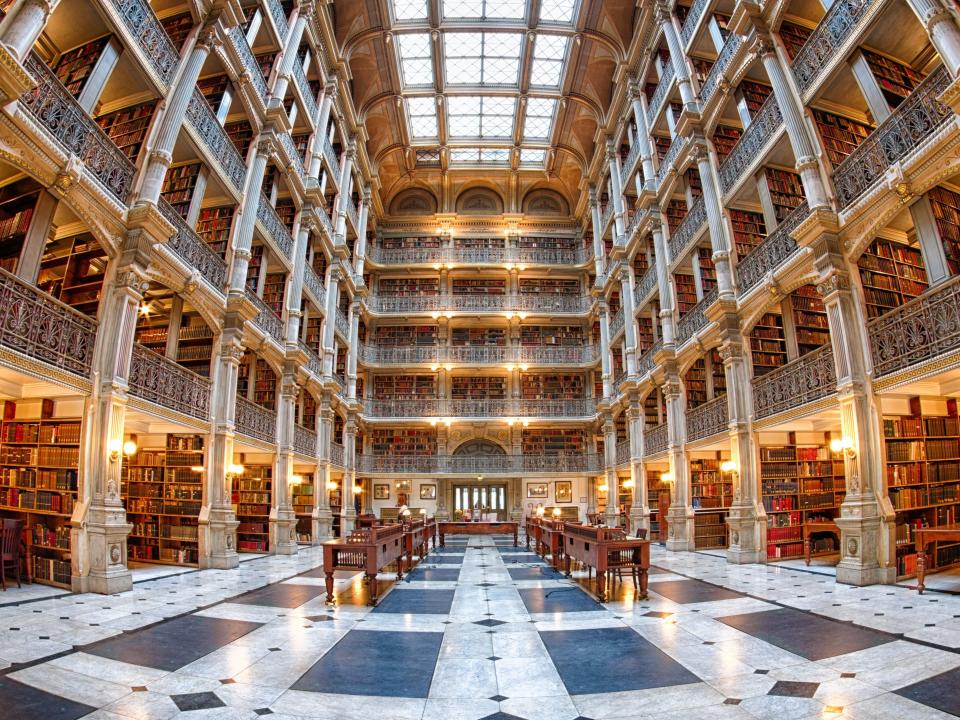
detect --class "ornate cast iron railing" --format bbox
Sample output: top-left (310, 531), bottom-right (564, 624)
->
top-left (834, 66), bottom-right (952, 209)
top-left (791, 0), bottom-right (877, 96)
top-left (0, 269), bottom-right (97, 376)
top-left (644, 422), bottom-right (669, 456)
top-left (656, 136), bottom-right (685, 188)
top-left (686, 394), bottom-right (729, 442)
top-left (245, 287), bottom-right (285, 344)
top-left (323, 137), bottom-right (341, 180)
top-left (292, 59), bottom-right (319, 120)
top-left (111, 0), bottom-right (178, 84)
top-left (680, 0), bottom-right (710, 46)
top-left (228, 26), bottom-right (268, 102)
top-left (266, 0), bottom-right (289, 37)
top-left (736, 201), bottom-right (808, 294)
top-left (634, 267), bottom-right (658, 306)
top-left (699, 34), bottom-right (742, 105)
top-left (158, 199), bottom-right (227, 291)
top-left (129, 343), bottom-right (211, 421)
top-left (356, 453), bottom-right (602, 474)
top-left (346, 197), bottom-right (359, 229)
top-left (22, 55), bottom-right (135, 203)
top-left (621, 140), bottom-right (642, 186)
top-left (279, 132), bottom-right (305, 181)
top-left (668, 196), bottom-right (706, 260)
top-left (299, 341), bottom-right (324, 377)
top-left (362, 398), bottom-right (596, 419)
top-left (330, 442), bottom-right (345, 467)
top-left (294, 424), bottom-right (317, 457)
top-left (718, 94), bottom-right (782, 194)
top-left (869, 275), bottom-right (960, 377)
top-left (257, 194), bottom-right (294, 260)
top-left (615, 441), bottom-right (631, 465)
top-left (317, 205), bottom-right (335, 238)
top-left (600, 201), bottom-right (614, 232)
top-left (186, 89), bottom-right (246, 192)
top-left (647, 61), bottom-right (675, 125)
top-left (235, 396), bottom-right (276, 443)
top-left (675, 286), bottom-right (718, 346)
top-left (636, 340), bottom-right (662, 378)
top-left (609, 308), bottom-right (625, 338)
top-left (754, 345), bottom-right (836, 419)
top-left (303, 265), bottom-right (325, 301)
top-left (334, 308), bottom-right (350, 338)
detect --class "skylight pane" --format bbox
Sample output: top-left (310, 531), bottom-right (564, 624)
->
top-left (447, 95), bottom-right (516, 139)
top-left (393, 0), bottom-right (429, 20)
top-left (407, 97), bottom-right (439, 138)
top-left (443, 0), bottom-right (525, 19)
top-left (444, 32), bottom-right (522, 86)
top-left (520, 149), bottom-right (546, 164)
top-left (449, 148), bottom-right (510, 164)
top-left (530, 35), bottom-right (568, 88)
top-left (484, 0), bottom-right (526, 18)
top-left (522, 97), bottom-right (557, 141)
top-left (398, 33), bottom-right (434, 87)
top-left (443, 0), bottom-right (483, 17)
top-left (538, 0), bottom-right (576, 23)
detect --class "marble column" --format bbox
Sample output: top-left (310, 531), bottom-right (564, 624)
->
top-left (627, 393), bottom-right (650, 534)
top-left (353, 187), bottom-right (371, 277)
top-left (664, 374), bottom-right (695, 550)
top-left (589, 187), bottom-right (605, 279)
top-left (1, 0), bottom-right (57, 60)
top-left (341, 416), bottom-right (358, 535)
top-left (312, 392), bottom-right (336, 541)
top-left (266, 7), bottom-right (310, 113)
top-left (228, 140), bottom-right (272, 292)
top-left (628, 78), bottom-right (658, 192)
top-left (321, 266), bottom-right (341, 376)
top-left (906, 0), bottom-right (960, 76)
top-left (650, 211), bottom-right (677, 345)
top-left (598, 300), bottom-right (613, 399)
top-left (658, 2), bottom-right (698, 109)
top-left (692, 143), bottom-right (735, 300)
top-left (618, 264), bottom-right (638, 375)
top-left (270, 371), bottom-right (300, 554)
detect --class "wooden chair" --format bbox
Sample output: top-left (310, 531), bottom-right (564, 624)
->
top-left (607, 528), bottom-right (646, 590)
top-left (1, 518), bottom-right (24, 590)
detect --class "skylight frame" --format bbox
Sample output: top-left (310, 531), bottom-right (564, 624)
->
top-left (397, 32), bottom-right (435, 88)
top-left (443, 32), bottom-right (524, 87)
top-left (537, 0), bottom-right (578, 24)
top-left (441, 0), bottom-right (527, 21)
top-left (406, 97), bottom-right (439, 139)
top-left (446, 95), bottom-right (518, 141)
top-left (529, 34), bottom-right (570, 89)
top-left (391, 0), bottom-right (430, 22)
top-left (522, 97), bottom-right (558, 142)
top-left (449, 147), bottom-right (513, 165)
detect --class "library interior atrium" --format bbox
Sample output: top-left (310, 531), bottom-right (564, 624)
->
top-left (2, 0), bottom-right (960, 717)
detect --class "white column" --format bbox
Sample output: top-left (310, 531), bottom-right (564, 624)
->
top-left (628, 79), bottom-right (657, 191)
top-left (271, 373), bottom-right (300, 554)
top-left (228, 140), bottom-right (272, 292)
top-left (346, 299), bottom-right (360, 400)
top-left (322, 266), bottom-right (342, 376)
top-left (267, 8), bottom-right (310, 113)
top-left (2, 0), bottom-right (57, 61)
top-left (692, 143), bottom-right (735, 299)
top-left (627, 394), bottom-right (650, 534)
top-left (618, 265), bottom-right (638, 375)
top-left (650, 212), bottom-right (676, 345)
top-left (906, 0), bottom-right (960, 76)
top-left (354, 187), bottom-right (370, 276)
top-left (664, 374), bottom-right (694, 550)
top-left (607, 140), bottom-right (627, 241)
top-left (658, 3), bottom-right (697, 108)
top-left (598, 301), bottom-right (613, 398)
top-left (603, 416), bottom-right (619, 527)
top-left (333, 142), bottom-right (355, 244)
top-left (589, 188), bottom-right (605, 278)
top-left (312, 394), bottom-right (335, 541)
top-left (284, 210), bottom-right (311, 345)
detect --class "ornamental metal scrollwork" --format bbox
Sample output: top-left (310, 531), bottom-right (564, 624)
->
top-left (235, 395), bottom-right (277, 443)
top-left (256, 193), bottom-right (294, 260)
top-left (718, 95), bottom-right (782, 193)
top-left (295, 424), bottom-right (318, 457)
top-left (643, 423), bottom-right (669, 456)
top-left (675, 286), bottom-right (717, 346)
top-left (736, 202), bottom-right (809, 294)
top-left (245, 287), bottom-right (285, 344)
top-left (185, 89), bottom-right (246, 191)
top-left (699, 34), bottom-right (742, 105)
top-left (110, 0), bottom-right (179, 83)
top-left (646, 61), bottom-right (675, 126)
top-left (228, 26), bottom-right (268, 101)
top-left (669, 196), bottom-right (707, 263)
top-left (129, 343), bottom-right (211, 420)
top-left (753, 345), bottom-right (837, 419)
top-left (791, 0), bottom-right (878, 96)
top-left (158, 199), bottom-right (227, 290)
top-left (685, 394), bottom-right (729, 442)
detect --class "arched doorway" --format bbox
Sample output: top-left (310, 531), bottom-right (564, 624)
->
top-left (451, 440), bottom-right (509, 521)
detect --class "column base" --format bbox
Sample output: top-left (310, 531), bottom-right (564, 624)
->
top-left (269, 510), bottom-right (299, 555)
top-left (312, 507), bottom-right (334, 543)
top-left (71, 503), bottom-right (133, 595)
top-left (198, 508), bottom-right (240, 570)
top-left (726, 504), bottom-right (767, 564)
top-left (835, 498), bottom-right (896, 586)
top-left (664, 505), bottom-right (696, 551)
top-left (604, 510), bottom-right (619, 528)
top-left (629, 507), bottom-right (650, 537)
top-left (340, 508), bottom-right (357, 537)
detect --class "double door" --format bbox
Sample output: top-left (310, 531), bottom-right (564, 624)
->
top-left (453, 483), bottom-right (507, 521)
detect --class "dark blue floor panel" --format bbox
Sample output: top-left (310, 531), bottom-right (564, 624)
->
top-left (406, 567), bottom-right (462, 582)
top-left (540, 627), bottom-right (699, 694)
top-left (83, 615), bottom-right (262, 671)
top-left (0, 678), bottom-right (94, 720)
top-left (498, 553), bottom-right (545, 564)
top-left (372, 588), bottom-right (456, 614)
top-left (895, 666), bottom-right (960, 716)
top-left (431, 554), bottom-right (465, 565)
top-left (230, 582), bottom-right (328, 608)
top-left (508, 566), bottom-right (563, 581)
top-left (719, 607), bottom-right (893, 660)
top-left (648, 579), bottom-right (744, 604)
top-left (292, 630), bottom-right (443, 697)
top-left (518, 587), bottom-right (603, 613)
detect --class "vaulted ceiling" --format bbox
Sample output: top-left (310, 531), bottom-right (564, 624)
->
top-left (333, 0), bottom-right (637, 216)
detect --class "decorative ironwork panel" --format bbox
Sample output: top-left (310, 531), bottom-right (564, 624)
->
top-left (634, 267), bottom-right (658, 306)
top-left (228, 26), bottom-right (268, 101)
top-left (675, 286), bottom-right (717, 346)
top-left (330, 442), bottom-right (345, 467)
top-left (159, 199), bottom-right (227, 290)
top-left (736, 202), bottom-right (808, 294)
top-left (600, 200), bottom-right (614, 231)
top-left (668, 196), bottom-right (706, 260)
top-left (323, 136), bottom-right (341, 180)
top-left (699, 34), bottom-right (742, 105)
top-left (346, 196), bottom-right (359, 229)
top-left (0, 269), bottom-right (97, 376)
top-left (22, 55), bottom-right (135, 202)
top-left (361, 344), bottom-right (441, 365)
top-left (367, 295), bottom-right (443, 313)
top-left (754, 345), bottom-right (836, 419)
top-left (609, 309), bottom-right (625, 338)
top-left (303, 265), bottom-right (325, 301)
top-left (717, 94), bottom-right (782, 194)
top-left (647, 61), bottom-right (676, 126)
top-left (518, 398), bottom-right (595, 417)
top-left (656, 136), bottom-right (685, 188)
top-left (686, 394), bottom-right (728, 441)
top-left (792, 0), bottom-right (877, 95)
top-left (265, 0), bottom-right (289, 38)
top-left (317, 206), bottom-right (335, 238)
top-left (295, 424), bottom-right (317, 457)
top-left (615, 441), bottom-right (631, 465)
top-left (279, 132), bottom-right (305, 181)
top-left (519, 344), bottom-right (597, 364)
top-left (186, 89), bottom-right (246, 191)
top-left (515, 294), bottom-right (591, 313)
top-left (644, 422), bottom-right (669, 456)
top-left (680, 0), bottom-right (710, 45)
top-left (370, 246), bottom-right (445, 264)
top-left (292, 60), bottom-right (319, 120)
top-left (334, 308), bottom-right (350, 338)
top-left (245, 287), bottom-right (285, 344)
top-left (446, 345), bottom-right (508, 364)
top-left (299, 341), bottom-right (323, 377)
top-left (364, 398), bottom-right (442, 417)
top-left (636, 340), bottom-right (662, 378)
top-left (620, 141), bottom-right (642, 186)
top-left (834, 66), bottom-right (952, 208)
top-left (111, 0), bottom-right (179, 83)
top-left (235, 395), bottom-right (276, 443)
top-left (129, 343), bottom-right (211, 421)
top-left (869, 275), bottom-right (960, 377)
top-left (256, 194), bottom-right (294, 260)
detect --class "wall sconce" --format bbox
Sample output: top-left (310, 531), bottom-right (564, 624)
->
top-left (351, 484), bottom-right (363, 495)
top-left (517, 265), bottom-right (526, 272)
top-left (444, 418), bottom-right (452, 427)
top-left (429, 418), bottom-right (438, 426)
top-left (430, 312), bottom-right (440, 319)
top-left (535, 504), bottom-right (545, 517)
top-left (623, 478), bottom-right (635, 489)
top-left (830, 437), bottom-right (857, 458)
top-left (517, 312), bottom-right (527, 320)
top-left (505, 364), bottom-right (515, 372)
top-left (109, 438), bottom-right (137, 463)
top-left (227, 463), bottom-right (245, 477)
top-left (190, 465), bottom-right (205, 473)
top-left (326, 480), bottom-right (339, 491)
top-left (598, 482), bottom-right (609, 492)
top-left (660, 472), bottom-right (674, 484)
top-left (521, 419), bottom-right (529, 427)
top-left (432, 264), bottom-right (442, 271)
top-left (290, 474), bottom-right (304, 486)
top-left (552, 507), bottom-right (561, 518)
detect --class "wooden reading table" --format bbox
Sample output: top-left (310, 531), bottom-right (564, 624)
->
top-left (402, 518), bottom-right (432, 568)
top-left (803, 520), bottom-right (840, 565)
top-left (424, 516), bottom-right (437, 550)
top-left (322, 524), bottom-right (406, 606)
top-left (563, 523), bottom-right (650, 602)
top-left (438, 520), bottom-right (518, 547)
top-left (539, 519), bottom-right (566, 570)
top-left (916, 523), bottom-right (960, 593)
top-left (525, 516), bottom-right (542, 552)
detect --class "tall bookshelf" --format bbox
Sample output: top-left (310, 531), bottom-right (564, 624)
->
top-left (665, 199), bottom-right (687, 233)
top-left (195, 206), bottom-right (234, 257)
top-left (262, 271), bottom-right (286, 316)
top-left (674, 273), bottom-right (698, 314)
top-left (521, 374), bottom-right (584, 400)
top-left (53, 36), bottom-right (110, 97)
top-left (452, 376), bottom-right (507, 399)
top-left (711, 349), bottom-right (727, 396)
top-left (712, 125), bottom-right (742, 163)
top-left (521, 429), bottom-right (584, 455)
top-left (36, 232), bottom-right (109, 317)
top-left (812, 109), bottom-right (873, 167)
top-left (647, 470), bottom-right (666, 542)
top-left (451, 327), bottom-right (504, 346)
top-left (254, 358), bottom-right (277, 410)
top-left (451, 278), bottom-right (506, 294)
top-left (520, 326), bottom-right (582, 346)
top-left (160, 12), bottom-right (193, 50)
top-left (378, 277), bottom-right (439, 296)
top-left (455, 237), bottom-right (504, 250)
top-left (927, 186), bottom-right (960, 275)
top-left (381, 236), bottom-right (442, 249)
top-left (750, 312), bottom-right (787, 376)
top-left (246, 244), bottom-right (264, 289)
top-left (691, 457), bottom-right (732, 510)
top-left (856, 236), bottom-right (928, 319)
top-left (226, 121), bottom-right (255, 157)
top-left (778, 21), bottom-right (812, 60)
top-left (518, 278), bottom-right (579, 295)
top-left (740, 80), bottom-right (772, 116)
top-left (293, 476), bottom-right (313, 543)
top-left (729, 209), bottom-right (766, 258)
top-left (373, 374), bottom-right (435, 399)
top-left (764, 169), bottom-right (805, 223)
top-left (518, 236), bottom-right (576, 251)
top-left (233, 464), bottom-right (271, 552)
top-left (0, 401), bottom-right (79, 588)
top-left (885, 398), bottom-right (960, 577)
top-left (790, 285), bottom-right (831, 356)
top-left (197, 74), bottom-right (229, 111)
top-left (694, 511), bottom-right (729, 549)
top-left (161, 163), bottom-right (202, 219)
top-left (685, 360), bottom-right (708, 408)
top-left (377, 325), bottom-right (438, 346)
top-left (0, 187), bottom-right (39, 272)
top-left (861, 49), bottom-right (925, 108)
top-left (698, 247), bottom-right (717, 293)
top-left (370, 428), bottom-right (437, 455)
top-left (96, 101), bottom-right (156, 161)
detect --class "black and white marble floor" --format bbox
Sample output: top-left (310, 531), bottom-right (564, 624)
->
top-left (2, 538), bottom-right (960, 719)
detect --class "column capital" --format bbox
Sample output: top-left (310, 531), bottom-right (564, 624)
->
top-left (196, 22), bottom-right (221, 51)
top-left (627, 76), bottom-right (643, 101)
top-left (753, 35), bottom-right (777, 61)
top-left (654, 1), bottom-right (673, 25)
top-left (588, 186), bottom-right (598, 206)
top-left (816, 269), bottom-right (852, 300)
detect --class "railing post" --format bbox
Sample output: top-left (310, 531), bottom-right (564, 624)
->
top-left (271, 372), bottom-right (300, 554)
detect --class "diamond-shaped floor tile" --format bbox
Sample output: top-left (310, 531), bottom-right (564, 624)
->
top-left (254, 709), bottom-right (274, 716)
top-left (768, 681), bottom-right (819, 698)
top-left (474, 619), bottom-right (506, 627)
top-left (723, 699), bottom-right (742, 705)
top-left (487, 694), bottom-right (509, 702)
top-left (171, 692), bottom-right (226, 712)
top-left (841, 672), bottom-right (857, 679)
top-left (642, 611), bottom-right (673, 618)
top-left (305, 615), bottom-right (335, 622)
top-left (487, 656), bottom-right (502, 661)
top-left (479, 713), bottom-right (525, 720)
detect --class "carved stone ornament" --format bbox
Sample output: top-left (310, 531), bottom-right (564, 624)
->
top-left (668, 526), bottom-right (676, 538)
top-left (107, 479), bottom-right (118, 498)
top-left (115, 270), bottom-right (150, 294)
top-left (226, 533), bottom-right (234, 549)
top-left (53, 170), bottom-right (74, 194)
top-left (816, 273), bottom-right (850, 298)
top-left (754, 39), bottom-right (775, 60)
top-left (846, 537), bottom-right (859, 557)
top-left (110, 544), bottom-right (121, 564)
top-left (731, 530), bottom-right (740, 545)
top-left (718, 342), bottom-right (743, 362)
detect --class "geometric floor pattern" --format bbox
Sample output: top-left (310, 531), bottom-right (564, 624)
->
top-left (2, 537), bottom-right (960, 718)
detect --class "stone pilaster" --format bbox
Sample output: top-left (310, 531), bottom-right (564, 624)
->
top-left (270, 372), bottom-right (300, 554)
top-left (663, 374), bottom-right (695, 550)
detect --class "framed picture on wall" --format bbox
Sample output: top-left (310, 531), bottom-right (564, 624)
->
top-left (373, 484), bottom-right (390, 500)
top-left (420, 484), bottom-right (437, 500)
top-left (554, 481), bottom-right (573, 503)
top-left (527, 482), bottom-right (548, 498)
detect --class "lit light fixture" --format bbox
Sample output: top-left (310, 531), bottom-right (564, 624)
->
top-left (552, 507), bottom-right (561, 518)
top-left (623, 478), bottom-right (636, 489)
top-left (517, 312), bottom-right (528, 320)
top-left (326, 480), bottom-right (339, 491)
top-left (522, 419), bottom-right (529, 427)
top-left (290, 474), bottom-right (304, 485)
top-left (535, 504), bottom-right (545, 517)
top-left (503, 311), bottom-right (513, 319)
top-left (429, 418), bottom-right (438, 426)
top-left (190, 465), bottom-right (205, 473)
top-left (430, 364), bottom-right (439, 372)
top-left (108, 438), bottom-right (137, 463)
top-left (505, 263), bottom-right (514, 271)
top-left (505, 364), bottom-right (515, 372)
top-left (227, 463), bottom-right (245, 476)
top-left (122, 440), bottom-right (138, 457)
top-left (519, 363), bottom-right (528, 372)
top-left (432, 263), bottom-right (442, 271)
top-left (506, 418), bottom-right (515, 426)
top-left (660, 472), bottom-right (674, 484)
top-left (517, 264), bottom-right (526, 272)
top-left (444, 363), bottom-right (454, 371)
top-left (444, 419), bottom-right (452, 427)
top-left (443, 311), bottom-right (453, 319)
top-left (598, 482), bottom-right (609, 492)
top-left (138, 303), bottom-right (151, 316)
top-left (352, 484), bottom-right (363, 495)
top-left (720, 460), bottom-right (738, 474)
top-left (445, 263), bottom-right (454, 270)
top-left (430, 311), bottom-right (440, 319)
top-left (830, 436), bottom-right (857, 458)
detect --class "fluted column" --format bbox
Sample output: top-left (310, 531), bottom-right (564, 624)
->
top-left (906, 0), bottom-right (960, 76)
top-left (139, 26), bottom-right (219, 204)
top-left (589, 188), bottom-right (605, 278)
top-left (692, 143), bottom-right (735, 299)
top-left (663, 374), bottom-right (694, 550)
top-left (354, 187), bottom-right (371, 276)
top-left (317, 82), bottom-right (337, 135)
top-left (267, 6), bottom-right (310, 112)
top-left (284, 209), bottom-right (311, 345)
top-left (618, 265), bottom-right (638, 375)
top-left (628, 78), bottom-right (657, 192)
top-left (341, 416), bottom-right (358, 535)
top-left (756, 40), bottom-right (829, 209)
top-left (346, 299), bottom-right (360, 400)
top-left (650, 211), bottom-right (676, 345)
top-left (228, 139), bottom-right (272, 292)
top-left (627, 394), bottom-right (649, 534)
top-left (603, 416), bottom-right (619, 527)
top-left (333, 142), bottom-right (356, 244)
top-left (598, 301), bottom-right (613, 398)
top-left (1, 0), bottom-right (57, 61)
top-left (657, 2), bottom-right (697, 108)
top-left (271, 372), bottom-right (300, 554)
top-left (312, 393), bottom-right (335, 541)
top-left (321, 266), bottom-right (341, 376)
top-left (607, 140), bottom-right (627, 241)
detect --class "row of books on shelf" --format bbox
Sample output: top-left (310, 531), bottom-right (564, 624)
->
top-left (237, 503), bottom-right (270, 515)
top-left (33, 556), bottom-right (71, 586)
top-left (127, 498), bottom-right (202, 515)
top-left (887, 439), bottom-right (960, 461)
top-left (1, 468), bottom-right (77, 490)
top-left (0, 207), bottom-right (33, 241)
top-left (884, 416), bottom-right (960, 438)
top-left (3, 422), bottom-right (80, 444)
top-left (2, 489), bottom-right (75, 513)
top-left (28, 523), bottom-right (71, 550)
top-left (889, 483), bottom-right (960, 509)
top-left (799, 492), bottom-right (842, 510)
top-left (767, 542), bottom-right (804, 559)
top-left (128, 544), bottom-right (199, 563)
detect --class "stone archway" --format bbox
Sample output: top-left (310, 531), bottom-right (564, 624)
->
top-left (452, 439), bottom-right (506, 456)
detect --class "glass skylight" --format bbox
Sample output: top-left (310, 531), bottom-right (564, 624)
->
top-left (530, 34), bottom-right (569, 88)
top-left (392, 0), bottom-right (429, 21)
top-left (538, 0), bottom-right (577, 23)
top-left (449, 147), bottom-right (512, 164)
top-left (447, 95), bottom-right (517, 139)
top-left (519, 148), bottom-right (546, 164)
top-left (444, 33), bottom-right (523, 86)
top-left (522, 97), bottom-right (557, 141)
top-left (407, 97), bottom-right (438, 138)
top-left (416, 149), bottom-right (442, 165)
top-left (398, 33), bottom-right (434, 87)
top-left (442, 0), bottom-right (526, 20)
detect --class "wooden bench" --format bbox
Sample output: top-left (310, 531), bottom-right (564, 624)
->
top-left (563, 523), bottom-right (650, 602)
top-left (438, 521), bottom-right (518, 547)
top-left (322, 523), bottom-right (406, 606)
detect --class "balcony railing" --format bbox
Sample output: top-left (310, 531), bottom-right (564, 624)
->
top-left (257, 195), bottom-right (294, 260)
top-left (615, 442), bottom-right (631, 465)
top-left (600, 201), bottom-right (614, 232)
top-left (620, 141), bottom-right (642, 186)
top-left (128, 343), bottom-right (211, 421)
top-left (519, 344), bottom-right (598, 364)
top-left (680, 0), bottom-right (710, 46)
top-left (686, 394), bottom-right (729, 442)
top-left (675, 287), bottom-right (718, 346)
top-left (323, 137), bottom-right (341, 180)
top-left (245, 287), bottom-right (285, 344)
top-left (656, 136), bottom-right (685, 189)
top-left (186, 89), bottom-right (246, 192)
top-left (358, 343), bottom-right (596, 366)
top-left (609, 308), bottom-right (625, 338)
top-left (754, 345), bottom-right (836, 420)
top-left (668, 196), bottom-right (707, 261)
top-left (357, 453), bottom-right (601, 474)
top-left (612, 367), bottom-right (627, 392)
top-left (834, 66), bottom-right (952, 209)
top-left (362, 398), bottom-right (596, 418)
top-left (346, 197), bottom-right (359, 229)
top-left (624, 208), bottom-right (644, 242)
top-left (235, 396), bottom-right (276, 443)
top-left (736, 202), bottom-right (808, 294)
top-left (644, 422), bottom-right (668, 456)
top-left (299, 341), bottom-right (324, 377)
top-left (699, 34), bottom-right (742, 106)
top-left (292, 59), bottom-right (319, 120)
top-left (22, 55), bottom-right (134, 203)
top-left (636, 340), bottom-right (662, 378)
top-left (792, 0), bottom-right (878, 96)
top-left (159, 199), bottom-right (227, 291)
top-left (111, 0), bottom-right (178, 84)
top-left (634, 267), bottom-right (658, 306)
top-left (335, 308), bottom-right (350, 338)
top-left (265, 0), bottom-right (289, 37)
top-left (279, 132), bottom-right (305, 181)
top-left (303, 266), bottom-right (325, 302)
top-left (366, 293), bottom-right (591, 314)
top-left (718, 94), bottom-right (782, 194)
top-left (368, 245), bottom-right (589, 266)
top-left (330, 442), bottom-right (345, 467)
top-left (869, 275), bottom-right (960, 378)
top-left (294, 424), bottom-right (317, 457)
top-left (515, 294), bottom-right (592, 313)
top-left (317, 205), bottom-right (335, 239)
top-left (647, 61), bottom-right (676, 125)
top-left (0, 269), bottom-right (96, 377)
top-left (228, 26), bottom-right (268, 102)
